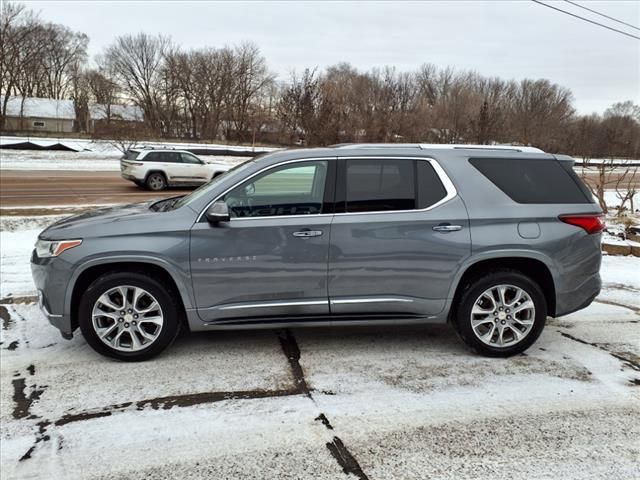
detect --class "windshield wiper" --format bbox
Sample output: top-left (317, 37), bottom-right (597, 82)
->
top-left (150, 196), bottom-right (183, 212)
top-left (166, 197), bottom-right (182, 211)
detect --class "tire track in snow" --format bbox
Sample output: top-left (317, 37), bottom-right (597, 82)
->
top-left (278, 329), bottom-right (371, 480)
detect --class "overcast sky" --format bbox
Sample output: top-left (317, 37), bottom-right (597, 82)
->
top-left (24, 0), bottom-right (640, 115)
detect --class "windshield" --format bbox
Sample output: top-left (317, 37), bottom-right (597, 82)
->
top-left (172, 157), bottom-right (259, 209)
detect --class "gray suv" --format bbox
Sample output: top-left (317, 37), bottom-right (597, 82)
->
top-left (31, 144), bottom-right (604, 361)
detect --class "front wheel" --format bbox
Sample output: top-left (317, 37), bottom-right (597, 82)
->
top-left (78, 272), bottom-right (180, 361)
top-left (452, 271), bottom-right (547, 357)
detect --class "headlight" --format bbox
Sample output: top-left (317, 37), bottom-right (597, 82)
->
top-left (35, 239), bottom-right (82, 258)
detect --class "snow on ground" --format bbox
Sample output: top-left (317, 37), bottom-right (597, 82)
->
top-left (0, 149), bottom-right (249, 171)
top-left (1, 135), bottom-right (278, 154)
top-left (1, 211), bottom-right (639, 479)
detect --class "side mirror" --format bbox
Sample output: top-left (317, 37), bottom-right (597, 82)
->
top-left (205, 201), bottom-right (230, 224)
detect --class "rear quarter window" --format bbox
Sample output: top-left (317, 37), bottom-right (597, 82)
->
top-left (417, 161), bottom-right (448, 208)
top-left (469, 158), bottom-right (593, 204)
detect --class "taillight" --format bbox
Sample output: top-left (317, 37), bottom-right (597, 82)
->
top-left (559, 214), bottom-right (605, 234)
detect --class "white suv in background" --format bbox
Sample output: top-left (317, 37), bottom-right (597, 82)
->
top-left (120, 148), bottom-right (231, 191)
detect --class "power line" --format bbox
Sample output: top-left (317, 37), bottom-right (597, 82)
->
top-left (531, 0), bottom-right (640, 40)
top-left (564, 0), bottom-right (640, 32)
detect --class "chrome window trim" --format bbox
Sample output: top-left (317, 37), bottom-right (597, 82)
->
top-left (196, 157), bottom-right (331, 222)
top-left (196, 156), bottom-right (458, 222)
top-left (335, 156), bottom-right (457, 217)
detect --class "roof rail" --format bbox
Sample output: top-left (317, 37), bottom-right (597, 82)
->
top-left (138, 145), bottom-right (176, 150)
top-left (332, 143), bottom-right (421, 149)
top-left (419, 144), bottom-right (545, 153)
top-left (332, 143), bottom-right (544, 153)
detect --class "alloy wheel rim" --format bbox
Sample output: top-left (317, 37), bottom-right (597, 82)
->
top-left (470, 284), bottom-right (535, 348)
top-left (92, 285), bottom-right (163, 352)
top-left (150, 176), bottom-right (164, 190)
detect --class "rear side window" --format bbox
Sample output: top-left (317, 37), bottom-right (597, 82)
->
top-left (343, 159), bottom-right (448, 213)
top-left (162, 152), bottom-right (181, 163)
top-left (469, 158), bottom-right (593, 204)
top-left (345, 159), bottom-right (415, 212)
top-left (143, 152), bottom-right (161, 162)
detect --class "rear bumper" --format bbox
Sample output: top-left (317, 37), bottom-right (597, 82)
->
top-left (121, 173), bottom-right (138, 181)
top-left (554, 272), bottom-right (601, 317)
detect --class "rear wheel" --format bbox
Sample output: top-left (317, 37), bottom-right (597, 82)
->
top-left (146, 172), bottom-right (167, 191)
top-left (78, 272), bottom-right (180, 361)
top-left (452, 270), bottom-right (547, 357)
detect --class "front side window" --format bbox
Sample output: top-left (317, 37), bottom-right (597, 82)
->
top-left (223, 161), bottom-right (328, 218)
top-left (181, 153), bottom-right (201, 164)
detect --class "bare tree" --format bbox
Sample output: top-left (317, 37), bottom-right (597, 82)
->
top-left (68, 59), bottom-right (89, 132)
top-left (3, 2), bottom-right (638, 162)
top-left (95, 119), bottom-right (152, 153)
top-left (614, 165), bottom-right (638, 213)
top-left (228, 42), bottom-right (274, 141)
top-left (0, 2), bottom-right (47, 128)
top-left (104, 33), bottom-right (171, 132)
top-left (86, 59), bottom-right (121, 122)
top-left (41, 23), bottom-right (88, 99)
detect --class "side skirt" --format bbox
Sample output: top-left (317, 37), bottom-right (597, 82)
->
top-left (186, 312), bottom-right (446, 332)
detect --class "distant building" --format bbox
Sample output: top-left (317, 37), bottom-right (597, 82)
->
top-left (1, 96), bottom-right (76, 133)
top-left (1, 96), bottom-right (144, 134)
top-left (89, 103), bottom-right (144, 129)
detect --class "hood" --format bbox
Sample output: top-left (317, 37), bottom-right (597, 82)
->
top-left (41, 202), bottom-right (156, 240)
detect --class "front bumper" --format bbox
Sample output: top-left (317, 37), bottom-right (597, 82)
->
top-left (31, 250), bottom-right (74, 338)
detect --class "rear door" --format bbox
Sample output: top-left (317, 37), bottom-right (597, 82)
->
top-left (159, 152), bottom-right (190, 183)
top-left (328, 156), bottom-right (471, 316)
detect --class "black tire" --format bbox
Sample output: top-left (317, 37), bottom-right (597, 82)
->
top-left (78, 271), bottom-right (181, 361)
top-left (452, 270), bottom-right (547, 357)
top-left (146, 172), bottom-right (167, 191)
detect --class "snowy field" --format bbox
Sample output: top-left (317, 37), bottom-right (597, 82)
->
top-left (0, 149), bottom-right (249, 171)
top-left (0, 135), bottom-right (277, 153)
top-left (1, 212), bottom-right (639, 479)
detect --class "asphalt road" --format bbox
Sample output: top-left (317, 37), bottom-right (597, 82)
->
top-left (0, 170), bottom-right (191, 208)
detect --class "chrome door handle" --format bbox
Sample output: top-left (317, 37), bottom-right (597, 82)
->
top-left (433, 224), bottom-right (462, 232)
top-left (292, 230), bottom-right (323, 238)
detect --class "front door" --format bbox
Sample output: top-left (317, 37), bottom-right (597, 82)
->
top-left (179, 152), bottom-right (210, 183)
top-left (190, 159), bottom-right (335, 323)
top-left (328, 157), bottom-right (471, 317)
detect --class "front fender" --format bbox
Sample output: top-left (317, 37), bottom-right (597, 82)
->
top-left (63, 254), bottom-right (196, 319)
